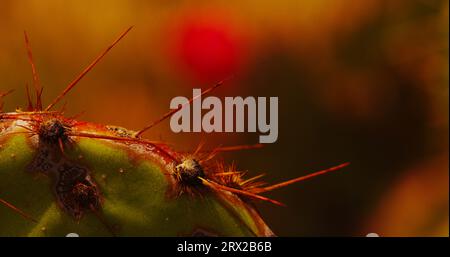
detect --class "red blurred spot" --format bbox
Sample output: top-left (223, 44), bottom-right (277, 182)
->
top-left (170, 12), bottom-right (245, 84)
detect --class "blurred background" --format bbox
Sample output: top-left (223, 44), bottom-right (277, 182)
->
top-left (0, 0), bottom-right (448, 236)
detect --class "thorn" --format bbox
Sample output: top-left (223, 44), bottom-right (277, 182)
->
top-left (0, 89), bottom-right (14, 112)
top-left (241, 173), bottom-right (266, 186)
top-left (252, 162), bottom-right (350, 194)
top-left (37, 87), bottom-right (43, 110)
top-left (45, 26), bottom-right (134, 111)
top-left (16, 124), bottom-right (34, 132)
top-left (199, 147), bottom-right (221, 164)
top-left (25, 83), bottom-right (34, 111)
top-left (199, 177), bottom-right (285, 206)
top-left (193, 140), bottom-right (206, 156)
top-left (0, 90), bottom-right (14, 97)
top-left (214, 171), bottom-right (243, 177)
top-left (24, 31), bottom-right (42, 110)
top-left (58, 101), bottom-right (68, 114)
top-left (0, 198), bottom-right (37, 223)
top-left (211, 143), bottom-right (264, 153)
top-left (134, 76), bottom-right (233, 137)
top-left (58, 138), bottom-right (66, 156)
top-left (67, 131), bottom-right (180, 163)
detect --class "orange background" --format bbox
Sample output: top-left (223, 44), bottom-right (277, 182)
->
top-left (0, 0), bottom-right (448, 236)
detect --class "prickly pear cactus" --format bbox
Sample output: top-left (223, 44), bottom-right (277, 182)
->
top-left (0, 112), bottom-right (276, 236)
top-left (0, 28), bottom-right (347, 237)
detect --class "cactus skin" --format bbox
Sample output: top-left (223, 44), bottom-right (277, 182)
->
top-left (0, 112), bottom-right (274, 236)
